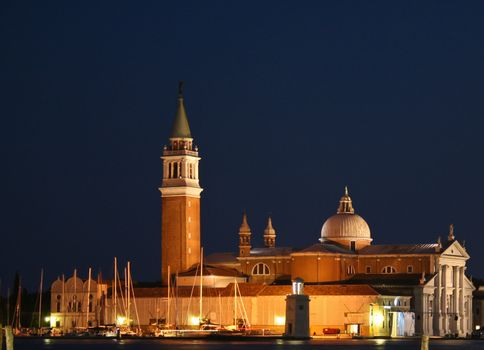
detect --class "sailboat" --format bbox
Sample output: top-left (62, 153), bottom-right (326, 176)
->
top-left (12, 277), bottom-right (22, 335)
top-left (219, 278), bottom-right (251, 334)
top-left (112, 258), bottom-right (141, 337)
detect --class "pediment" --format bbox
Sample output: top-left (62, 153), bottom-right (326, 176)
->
top-left (440, 240), bottom-right (470, 259)
top-left (464, 276), bottom-right (476, 291)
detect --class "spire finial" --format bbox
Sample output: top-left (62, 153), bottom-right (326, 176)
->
top-left (178, 81), bottom-right (184, 98)
top-left (239, 211), bottom-right (251, 233)
top-left (345, 186), bottom-right (349, 196)
top-left (170, 81), bottom-right (192, 139)
top-left (448, 224), bottom-right (455, 241)
top-left (264, 215), bottom-right (276, 247)
top-left (419, 271), bottom-right (426, 284)
top-left (435, 236), bottom-right (442, 252)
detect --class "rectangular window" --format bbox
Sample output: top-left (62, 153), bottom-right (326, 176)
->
top-left (366, 266), bottom-right (371, 273)
top-left (407, 265), bottom-right (413, 273)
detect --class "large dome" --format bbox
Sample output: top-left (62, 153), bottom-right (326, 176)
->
top-left (321, 213), bottom-right (371, 240)
top-left (320, 187), bottom-right (372, 245)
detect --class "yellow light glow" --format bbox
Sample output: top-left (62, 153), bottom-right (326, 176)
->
top-left (274, 316), bottom-right (285, 325)
top-left (116, 316), bottom-right (126, 325)
top-left (190, 316), bottom-right (200, 326)
top-left (373, 313), bottom-right (384, 325)
top-left (45, 316), bottom-right (51, 322)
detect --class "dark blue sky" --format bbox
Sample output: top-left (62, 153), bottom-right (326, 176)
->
top-left (1, 1), bottom-right (484, 290)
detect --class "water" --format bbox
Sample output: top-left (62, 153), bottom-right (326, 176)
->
top-left (13, 338), bottom-right (484, 350)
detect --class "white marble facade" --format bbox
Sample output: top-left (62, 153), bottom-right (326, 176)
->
top-left (415, 241), bottom-right (474, 336)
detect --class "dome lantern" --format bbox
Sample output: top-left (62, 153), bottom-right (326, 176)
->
top-left (337, 186), bottom-right (355, 214)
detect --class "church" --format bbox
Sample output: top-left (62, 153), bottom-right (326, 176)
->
top-left (49, 83), bottom-right (474, 337)
top-left (158, 83), bottom-right (474, 337)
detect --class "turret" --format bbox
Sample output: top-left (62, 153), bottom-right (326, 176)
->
top-left (239, 212), bottom-right (251, 257)
top-left (264, 216), bottom-right (276, 248)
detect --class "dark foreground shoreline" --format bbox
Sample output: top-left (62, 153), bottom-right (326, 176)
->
top-left (12, 336), bottom-right (484, 350)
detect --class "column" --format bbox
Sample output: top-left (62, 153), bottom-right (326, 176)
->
top-left (442, 265), bottom-right (448, 334)
top-left (459, 267), bottom-right (466, 334)
top-left (433, 266), bottom-right (441, 336)
top-left (422, 294), bottom-right (428, 335)
top-left (453, 266), bottom-right (460, 335)
top-left (181, 159), bottom-right (186, 178)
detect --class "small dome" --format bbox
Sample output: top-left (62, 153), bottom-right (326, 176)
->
top-left (320, 187), bottom-right (372, 243)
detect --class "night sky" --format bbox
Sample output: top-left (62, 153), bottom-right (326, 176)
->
top-left (1, 1), bottom-right (484, 291)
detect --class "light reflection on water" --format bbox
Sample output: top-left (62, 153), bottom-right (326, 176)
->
top-left (18, 338), bottom-right (484, 350)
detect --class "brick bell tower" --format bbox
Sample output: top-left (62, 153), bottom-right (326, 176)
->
top-left (160, 82), bottom-right (202, 285)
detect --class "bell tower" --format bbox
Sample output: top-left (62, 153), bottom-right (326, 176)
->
top-left (160, 82), bottom-right (202, 285)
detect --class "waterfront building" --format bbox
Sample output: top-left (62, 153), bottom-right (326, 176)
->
top-left (49, 274), bottom-right (108, 330)
top-left (48, 83), bottom-right (475, 337)
top-left (124, 283), bottom-right (412, 337)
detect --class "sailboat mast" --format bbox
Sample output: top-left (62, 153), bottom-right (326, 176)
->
top-left (234, 278), bottom-right (237, 327)
top-left (167, 265), bottom-right (170, 326)
top-left (199, 247), bottom-right (203, 325)
top-left (175, 271), bottom-right (178, 327)
top-left (218, 292), bottom-right (222, 327)
top-left (86, 267), bottom-right (91, 327)
top-left (73, 269), bottom-right (78, 328)
top-left (114, 257), bottom-right (117, 324)
top-left (128, 263), bottom-right (141, 333)
top-left (6, 287), bottom-right (10, 326)
top-left (62, 274), bottom-right (66, 331)
top-left (127, 263), bottom-right (131, 326)
top-left (15, 277), bottom-right (22, 330)
top-left (38, 268), bottom-right (43, 330)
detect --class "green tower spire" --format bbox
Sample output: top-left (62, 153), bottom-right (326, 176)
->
top-left (170, 81), bottom-right (192, 139)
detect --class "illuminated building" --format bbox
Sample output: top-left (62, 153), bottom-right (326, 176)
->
top-left (159, 81), bottom-right (202, 285)
top-left (49, 83), bottom-right (475, 337)
top-left (49, 274), bottom-right (108, 329)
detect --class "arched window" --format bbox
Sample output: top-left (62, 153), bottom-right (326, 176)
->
top-left (173, 162), bottom-right (178, 178)
top-left (381, 266), bottom-right (396, 274)
top-left (56, 295), bottom-right (61, 312)
top-left (252, 263), bottom-right (270, 275)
